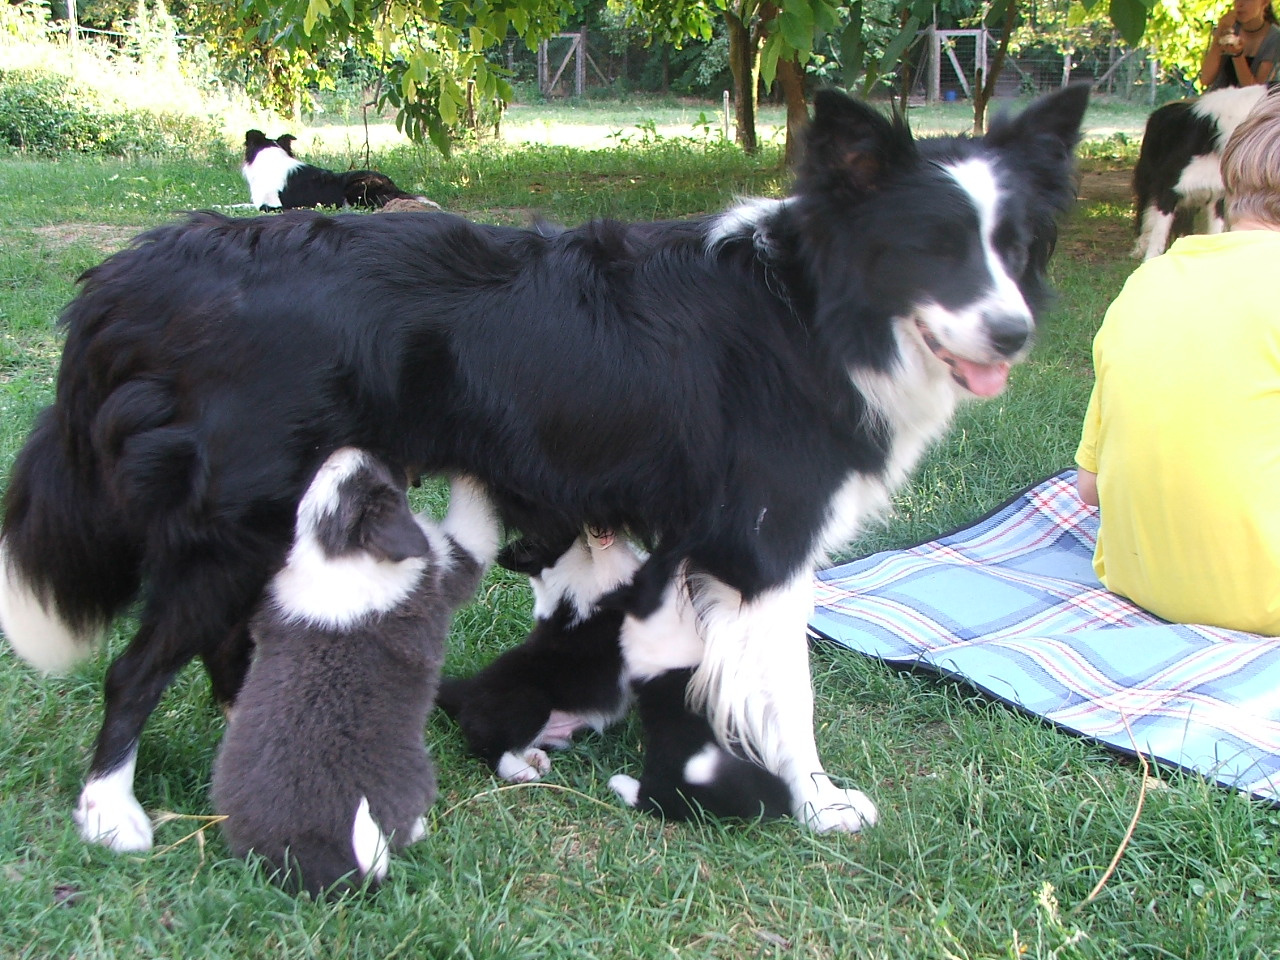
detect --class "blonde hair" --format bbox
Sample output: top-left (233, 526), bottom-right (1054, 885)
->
top-left (1222, 89), bottom-right (1280, 227)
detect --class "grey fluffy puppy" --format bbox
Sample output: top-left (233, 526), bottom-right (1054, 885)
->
top-left (212, 448), bottom-right (499, 896)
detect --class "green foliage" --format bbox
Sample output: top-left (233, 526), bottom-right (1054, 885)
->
top-left (0, 67), bottom-right (223, 156)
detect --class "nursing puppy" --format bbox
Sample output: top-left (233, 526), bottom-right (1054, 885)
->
top-left (436, 529), bottom-right (636, 784)
top-left (211, 450), bottom-right (499, 896)
top-left (442, 531), bottom-right (790, 821)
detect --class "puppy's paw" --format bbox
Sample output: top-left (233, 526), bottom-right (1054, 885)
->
top-left (74, 779), bottom-right (153, 852)
top-left (607, 774), bottom-right (640, 807)
top-left (496, 748), bottom-right (551, 783)
top-left (796, 784), bottom-right (878, 834)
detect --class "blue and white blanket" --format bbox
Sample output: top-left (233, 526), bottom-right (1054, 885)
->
top-left (810, 471), bottom-right (1280, 804)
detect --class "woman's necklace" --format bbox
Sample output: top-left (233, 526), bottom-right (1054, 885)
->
top-left (1242, 18), bottom-right (1267, 32)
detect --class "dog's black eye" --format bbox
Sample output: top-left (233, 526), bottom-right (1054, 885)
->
top-left (994, 221), bottom-right (1029, 276)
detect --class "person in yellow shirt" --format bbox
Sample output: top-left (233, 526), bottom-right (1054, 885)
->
top-left (1075, 90), bottom-right (1280, 635)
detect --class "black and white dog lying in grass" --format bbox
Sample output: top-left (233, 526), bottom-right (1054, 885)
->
top-left (242, 130), bottom-right (438, 211)
top-left (0, 86), bottom-right (1088, 848)
top-left (211, 450), bottom-right (499, 896)
top-left (440, 528), bottom-right (804, 822)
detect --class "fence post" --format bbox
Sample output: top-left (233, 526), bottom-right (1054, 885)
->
top-left (576, 26), bottom-right (587, 97)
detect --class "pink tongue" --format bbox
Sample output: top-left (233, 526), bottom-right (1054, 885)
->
top-left (952, 358), bottom-right (1011, 397)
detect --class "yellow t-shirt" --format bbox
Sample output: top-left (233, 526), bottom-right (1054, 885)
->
top-left (1076, 230), bottom-right (1280, 635)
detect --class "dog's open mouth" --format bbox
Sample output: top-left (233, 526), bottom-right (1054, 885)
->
top-left (916, 320), bottom-right (1011, 398)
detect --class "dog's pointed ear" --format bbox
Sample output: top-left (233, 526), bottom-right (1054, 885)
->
top-left (984, 83), bottom-right (1089, 159)
top-left (245, 129), bottom-right (268, 148)
top-left (360, 497), bottom-right (432, 563)
top-left (798, 89), bottom-right (915, 197)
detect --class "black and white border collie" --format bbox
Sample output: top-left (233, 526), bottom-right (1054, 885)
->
top-left (1131, 84), bottom-right (1266, 259)
top-left (439, 529), bottom-right (791, 821)
top-left (212, 451), bottom-right (498, 895)
top-left (242, 130), bottom-right (438, 211)
top-left (0, 86), bottom-right (1088, 848)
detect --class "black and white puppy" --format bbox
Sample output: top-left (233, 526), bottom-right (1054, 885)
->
top-left (437, 529), bottom-right (636, 783)
top-left (241, 130), bottom-right (439, 212)
top-left (211, 449), bottom-right (499, 896)
top-left (1131, 84), bottom-right (1266, 259)
top-left (441, 530), bottom-right (790, 821)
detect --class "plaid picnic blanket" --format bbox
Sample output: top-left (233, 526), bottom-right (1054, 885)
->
top-left (810, 470), bottom-right (1280, 805)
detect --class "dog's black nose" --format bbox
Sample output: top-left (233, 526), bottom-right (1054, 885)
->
top-left (986, 314), bottom-right (1031, 357)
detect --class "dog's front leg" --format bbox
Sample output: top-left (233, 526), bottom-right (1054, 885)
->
top-left (689, 572), bottom-right (878, 833)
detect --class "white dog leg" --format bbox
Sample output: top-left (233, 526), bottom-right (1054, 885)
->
top-left (688, 573), bottom-right (878, 833)
top-left (74, 749), bottom-right (154, 852)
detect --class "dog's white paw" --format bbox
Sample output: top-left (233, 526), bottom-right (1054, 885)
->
top-left (74, 780), bottom-right (153, 851)
top-left (797, 785), bottom-right (878, 834)
top-left (607, 774), bottom-right (640, 807)
top-left (496, 748), bottom-right (551, 783)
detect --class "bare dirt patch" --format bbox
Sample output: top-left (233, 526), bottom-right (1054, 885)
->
top-left (32, 223), bottom-right (139, 254)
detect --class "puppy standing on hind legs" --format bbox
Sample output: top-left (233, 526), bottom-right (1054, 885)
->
top-left (211, 451), bottom-right (500, 896)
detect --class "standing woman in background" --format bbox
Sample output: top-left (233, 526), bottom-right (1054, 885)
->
top-left (1200, 0), bottom-right (1280, 88)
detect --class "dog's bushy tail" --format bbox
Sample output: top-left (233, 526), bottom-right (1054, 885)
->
top-left (0, 407), bottom-right (141, 673)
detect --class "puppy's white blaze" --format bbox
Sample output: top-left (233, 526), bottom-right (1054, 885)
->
top-left (682, 744), bottom-right (721, 786)
top-left (0, 539), bottom-right (103, 674)
top-left (270, 539), bottom-right (426, 629)
top-left (940, 158), bottom-right (1034, 351)
top-left (75, 750), bottom-right (154, 851)
top-left (619, 576), bottom-right (704, 681)
top-left (351, 795), bottom-right (390, 882)
top-left (241, 147), bottom-right (301, 209)
top-left (439, 475), bottom-right (501, 565)
top-left (608, 774), bottom-right (641, 807)
top-left (705, 197), bottom-right (786, 251)
top-left (531, 535), bottom-right (642, 623)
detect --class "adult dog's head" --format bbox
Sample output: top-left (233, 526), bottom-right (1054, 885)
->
top-left (786, 86), bottom-right (1088, 400)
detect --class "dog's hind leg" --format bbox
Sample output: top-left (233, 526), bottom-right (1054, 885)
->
top-left (77, 548), bottom-right (277, 851)
top-left (687, 571), bottom-right (878, 833)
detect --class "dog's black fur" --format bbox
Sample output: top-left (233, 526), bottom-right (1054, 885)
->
top-left (212, 452), bottom-right (495, 896)
top-left (0, 87), bottom-right (1089, 842)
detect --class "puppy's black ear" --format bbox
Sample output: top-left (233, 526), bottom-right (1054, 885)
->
top-left (798, 89), bottom-right (915, 198)
top-left (245, 129), bottom-right (269, 148)
top-left (361, 496), bottom-right (431, 562)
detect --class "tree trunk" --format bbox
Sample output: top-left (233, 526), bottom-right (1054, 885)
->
top-left (725, 9), bottom-right (759, 154)
top-left (776, 56), bottom-right (809, 170)
top-left (974, 0), bottom-right (1020, 134)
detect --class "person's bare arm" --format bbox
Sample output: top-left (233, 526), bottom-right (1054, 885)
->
top-left (1076, 468), bottom-right (1099, 507)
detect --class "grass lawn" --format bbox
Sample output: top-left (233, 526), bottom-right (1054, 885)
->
top-left (0, 97), bottom-right (1276, 960)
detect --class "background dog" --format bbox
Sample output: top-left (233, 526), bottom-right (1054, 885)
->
top-left (0, 86), bottom-right (1088, 847)
top-left (242, 130), bottom-right (439, 211)
top-left (1131, 85), bottom-right (1266, 259)
top-left (212, 451), bottom-right (498, 895)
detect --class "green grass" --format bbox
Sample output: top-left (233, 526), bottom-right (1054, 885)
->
top-left (1, 101), bottom-right (1277, 960)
